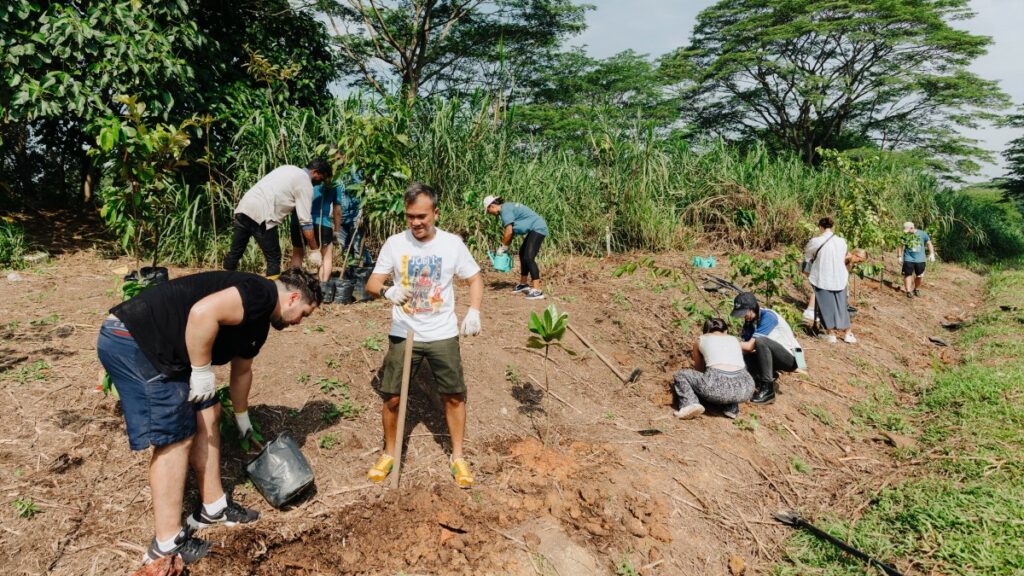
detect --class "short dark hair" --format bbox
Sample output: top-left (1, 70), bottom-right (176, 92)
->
top-left (702, 317), bottom-right (729, 334)
top-left (818, 217), bottom-right (834, 229)
top-left (307, 158), bottom-right (333, 181)
top-left (277, 267), bottom-right (323, 306)
top-left (492, 196), bottom-right (505, 206)
top-left (404, 182), bottom-right (438, 208)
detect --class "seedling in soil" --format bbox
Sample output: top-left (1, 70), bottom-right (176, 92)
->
top-left (604, 410), bottom-right (616, 420)
top-left (362, 334), bottom-right (385, 352)
top-left (527, 304), bottom-right (574, 392)
top-left (13, 468), bottom-right (24, 478)
top-left (3, 360), bottom-right (49, 384)
top-left (323, 400), bottom-right (364, 423)
top-left (303, 324), bottom-right (326, 334)
top-left (317, 377), bottom-right (347, 396)
top-left (297, 373), bottom-right (311, 385)
top-left (288, 409), bottom-right (299, 418)
top-left (504, 364), bottom-right (522, 386)
top-left (12, 497), bottom-right (39, 518)
top-left (791, 456), bottom-right (810, 474)
top-left (801, 404), bottom-right (833, 426)
top-left (615, 554), bottom-right (639, 576)
top-left (29, 313), bottom-right (60, 326)
top-left (734, 414), bottom-right (760, 432)
top-left (325, 356), bottom-right (342, 369)
top-left (319, 433), bottom-right (339, 450)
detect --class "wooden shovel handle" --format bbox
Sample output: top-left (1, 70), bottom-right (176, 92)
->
top-left (566, 324), bottom-right (627, 383)
top-left (390, 329), bottom-right (415, 489)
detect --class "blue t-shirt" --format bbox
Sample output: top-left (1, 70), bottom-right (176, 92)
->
top-left (338, 169), bottom-right (363, 225)
top-left (741, 308), bottom-right (780, 341)
top-left (309, 183), bottom-right (338, 229)
top-left (902, 230), bottom-right (930, 263)
top-left (499, 202), bottom-right (549, 236)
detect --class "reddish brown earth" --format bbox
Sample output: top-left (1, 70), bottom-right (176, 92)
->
top-left (0, 247), bottom-right (982, 575)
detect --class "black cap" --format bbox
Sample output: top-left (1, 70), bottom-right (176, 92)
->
top-left (731, 292), bottom-right (759, 318)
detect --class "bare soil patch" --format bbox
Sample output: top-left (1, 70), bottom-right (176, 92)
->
top-left (0, 249), bottom-right (983, 575)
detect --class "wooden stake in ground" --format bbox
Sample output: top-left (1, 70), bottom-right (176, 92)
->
top-left (390, 329), bottom-right (415, 489)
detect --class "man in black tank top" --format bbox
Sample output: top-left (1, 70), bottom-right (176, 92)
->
top-left (97, 268), bottom-right (323, 566)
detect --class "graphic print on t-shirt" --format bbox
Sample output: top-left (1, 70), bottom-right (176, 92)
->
top-left (401, 254), bottom-right (444, 314)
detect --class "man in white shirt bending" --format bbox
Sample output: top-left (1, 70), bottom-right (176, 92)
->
top-left (223, 159), bottom-right (332, 277)
top-left (364, 182), bottom-right (484, 488)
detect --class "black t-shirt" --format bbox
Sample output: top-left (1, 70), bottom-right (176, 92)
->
top-left (111, 271), bottom-right (278, 380)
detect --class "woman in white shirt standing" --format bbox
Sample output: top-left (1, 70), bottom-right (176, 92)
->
top-left (803, 217), bottom-right (856, 344)
top-left (672, 318), bottom-right (755, 420)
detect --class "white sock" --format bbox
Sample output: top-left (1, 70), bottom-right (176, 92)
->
top-left (204, 494), bottom-right (227, 516)
top-left (156, 530), bottom-right (180, 553)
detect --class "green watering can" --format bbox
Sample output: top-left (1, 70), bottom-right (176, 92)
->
top-left (487, 250), bottom-right (513, 273)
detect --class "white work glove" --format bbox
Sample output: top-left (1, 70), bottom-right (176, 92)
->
top-left (188, 363), bottom-right (216, 403)
top-left (235, 410), bottom-right (253, 439)
top-left (307, 250), bottom-right (323, 268)
top-left (460, 308), bottom-right (481, 336)
top-left (384, 285), bottom-right (411, 305)
top-left (929, 253), bottom-right (936, 262)
top-left (496, 245), bottom-right (508, 255)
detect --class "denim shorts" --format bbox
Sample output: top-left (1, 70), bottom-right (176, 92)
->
top-left (96, 318), bottom-right (218, 451)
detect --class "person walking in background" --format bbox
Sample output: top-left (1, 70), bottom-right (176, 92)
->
top-left (483, 196), bottom-right (549, 300)
top-left (223, 159), bottom-right (333, 277)
top-left (732, 292), bottom-right (802, 405)
top-left (336, 161), bottom-right (370, 266)
top-left (365, 182), bottom-right (484, 488)
top-left (803, 217), bottom-right (856, 344)
top-left (672, 318), bottom-right (755, 420)
top-left (96, 268), bottom-right (323, 567)
top-left (898, 221), bottom-right (936, 298)
top-left (288, 179), bottom-right (338, 289)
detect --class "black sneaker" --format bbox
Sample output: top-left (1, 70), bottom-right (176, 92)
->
top-left (906, 291), bottom-right (914, 299)
top-left (722, 403), bottom-right (740, 419)
top-left (187, 498), bottom-right (260, 530)
top-left (524, 289), bottom-right (546, 300)
top-left (750, 386), bottom-right (776, 405)
top-left (913, 289), bottom-right (921, 297)
top-left (143, 527), bottom-right (211, 565)
top-left (511, 283), bottom-right (530, 293)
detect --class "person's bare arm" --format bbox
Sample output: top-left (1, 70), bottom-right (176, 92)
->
top-left (466, 272), bottom-right (483, 310)
top-left (366, 272), bottom-right (390, 299)
top-left (691, 341), bottom-right (705, 371)
top-left (185, 287), bottom-right (245, 366)
top-left (740, 338), bottom-right (756, 353)
top-left (927, 240), bottom-right (936, 259)
top-left (229, 357), bottom-right (254, 413)
top-left (502, 224), bottom-right (514, 247)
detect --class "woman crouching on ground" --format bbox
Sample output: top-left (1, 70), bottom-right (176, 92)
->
top-left (672, 317), bottom-right (755, 420)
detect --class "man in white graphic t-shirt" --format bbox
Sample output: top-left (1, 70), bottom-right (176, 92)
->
top-left (364, 182), bottom-right (484, 487)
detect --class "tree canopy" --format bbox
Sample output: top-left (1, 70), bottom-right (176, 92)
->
top-left (664, 0), bottom-right (1009, 176)
top-left (322, 0), bottom-right (588, 101)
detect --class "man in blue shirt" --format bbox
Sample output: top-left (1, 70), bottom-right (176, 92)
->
top-left (336, 166), bottom-right (370, 266)
top-left (897, 221), bottom-right (936, 298)
top-left (289, 181), bottom-right (338, 285)
top-left (483, 195), bottom-right (549, 300)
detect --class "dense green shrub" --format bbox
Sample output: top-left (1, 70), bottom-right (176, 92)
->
top-left (0, 220), bottom-right (27, 270)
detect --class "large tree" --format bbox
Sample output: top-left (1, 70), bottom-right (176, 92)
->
top-left (0, 0), bottom-right (337, 205)
top-left (665, 0), bottom-right (1009, 175)
top-left (1002, 106), bottom-right (1024, 210)
top-left (514, 49), bottom-right (676, 150)
top-left (321, 0), bottom-right (588, 101)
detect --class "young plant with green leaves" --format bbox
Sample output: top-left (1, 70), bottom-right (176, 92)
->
top-left (730, 249), bottom-right (802, 306)
top-left (527, 304), bottom-right (574, 392)
top-left (92, 95), bottom-right (197, 270)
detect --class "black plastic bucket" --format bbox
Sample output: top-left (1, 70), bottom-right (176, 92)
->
top-left (320, 281), bottom-right (335, 304)
top-left (348, 266), bottom-right (373, 302)
top-left (333, 278), bottom-right (354, 304)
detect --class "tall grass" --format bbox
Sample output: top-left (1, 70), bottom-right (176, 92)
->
top-left (139, 96), bottom-right (1012, 267)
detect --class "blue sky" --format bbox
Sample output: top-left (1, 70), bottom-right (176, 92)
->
top-left (570, 0), bottom-right (1024, 181)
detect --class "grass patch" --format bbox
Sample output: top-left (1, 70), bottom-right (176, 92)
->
top-left (776, 267), bottom-right (1024, 575)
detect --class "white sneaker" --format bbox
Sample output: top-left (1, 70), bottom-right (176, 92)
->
top-left (802, 308), bottom-right (815, 322)
top-left (844, 332), bottom-right (858, 344)
top-left (820, 334), bottom-right (837, 344)
top-left (673, 404), bottom-right (705, 419)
